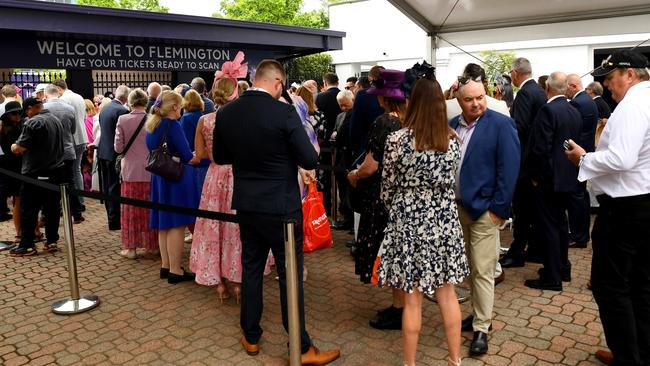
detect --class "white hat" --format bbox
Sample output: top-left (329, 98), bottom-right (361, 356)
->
top-left (34, 84), bottom-right (47, 94)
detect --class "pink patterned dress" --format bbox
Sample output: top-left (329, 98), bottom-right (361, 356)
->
top-left (190, 112), bottom-right (272, 285)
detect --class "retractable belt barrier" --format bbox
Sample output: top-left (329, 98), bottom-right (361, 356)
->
top-left (0, 165), bottom-right (305, 364)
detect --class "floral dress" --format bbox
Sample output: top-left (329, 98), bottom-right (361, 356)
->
top-left (189, 112), bottom-right (272, 285)
top-left (377, 129), bottom-right (469, 296)
top-left (354, 113), bottom-right (402, 283)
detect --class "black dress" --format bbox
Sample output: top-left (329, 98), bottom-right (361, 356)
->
top-left (0, 118), bottom-right (23, 198)
top-left (355, 113), bottom-right (402, 283)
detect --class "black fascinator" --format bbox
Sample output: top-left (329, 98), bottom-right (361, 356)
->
top-left (401, 61), bottom-right (436, 98)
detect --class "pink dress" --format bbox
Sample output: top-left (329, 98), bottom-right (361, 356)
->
top-left (190, 112), bottom-right (272, 285)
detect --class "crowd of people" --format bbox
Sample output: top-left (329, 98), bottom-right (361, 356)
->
top-left (0, 47), bottom-right (648, 366)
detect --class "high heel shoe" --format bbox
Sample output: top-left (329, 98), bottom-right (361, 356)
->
top-left (215, 283), bottom-right (230, 304)
top-left (448, 357), bottom-right (462, 366)
top-left (232, 283), bottom-right (241, 304)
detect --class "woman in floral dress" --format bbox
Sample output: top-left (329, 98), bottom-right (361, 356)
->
top-left (377, 76), bottom-right (469, 366)
top-left (189, 52), bottom-right (271, 302)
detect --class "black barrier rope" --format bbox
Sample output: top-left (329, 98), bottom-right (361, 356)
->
top-left (0, 166), bottom-right (239, 223)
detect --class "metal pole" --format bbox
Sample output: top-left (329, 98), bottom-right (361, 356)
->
top-left (52, 184), bottom-right (100, 315)
top-left (330, 144), bottom-right (338, 223)
top-left (284, 220), bottom-right (301, 366)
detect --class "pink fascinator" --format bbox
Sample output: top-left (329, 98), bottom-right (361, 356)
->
top-left (213, 51), bottom-right (248, 101)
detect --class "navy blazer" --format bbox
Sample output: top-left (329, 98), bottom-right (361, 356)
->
top-left (98, 99), bottom-right (129, 160)
top-left (349, 89), bottom-right (384, 157)
top-left (527, 97), bottom-right (582, 193)
top-left (316, 87), bottom-right (342, 138)
top-left (511, 80), bottom-right (547, 169)
top-left (450, 109), bottom-right (521, 221)
top-left (570, 91), bottom-right (599, 152)
top-left (212, 90), bottom-right (318, 219)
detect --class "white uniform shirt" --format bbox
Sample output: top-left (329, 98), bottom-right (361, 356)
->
top-left (578, 81), bottom-right (650, 198)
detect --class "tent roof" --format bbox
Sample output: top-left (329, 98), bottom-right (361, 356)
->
top-left (388, 0), bottom-right (650, 34)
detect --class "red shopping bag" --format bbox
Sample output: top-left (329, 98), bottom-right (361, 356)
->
top-left (302, 182), bottom-right (333, 253)
top-left (371, 256), bottom-right (381, 285)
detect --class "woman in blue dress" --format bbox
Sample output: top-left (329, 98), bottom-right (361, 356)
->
top-left (145, 90), bottom-right (200, 284)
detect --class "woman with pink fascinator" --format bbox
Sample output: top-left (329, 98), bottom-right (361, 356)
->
top-left (189, 51), bottom-right (273, 302)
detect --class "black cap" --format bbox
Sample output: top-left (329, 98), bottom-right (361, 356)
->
top-left (22, 97), bottom-right (42, 112)
top-left (592, 49), bottom-right (649, 77)
top-left (1, 101), bottom-right (22, 119)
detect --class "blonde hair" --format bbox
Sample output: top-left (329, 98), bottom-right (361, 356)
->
top-left (97, 97), bottom-right (111, 112)
top-left (182, 89), bottom-right (205, 112)
top-left (128, 88), bottom-right (148, 107)
top-left (84, 99), bottom-right (96, 116)
top-left (145, 91), bottom-right (182, 133)
top-left (212, 78), bottom-right (237, 106)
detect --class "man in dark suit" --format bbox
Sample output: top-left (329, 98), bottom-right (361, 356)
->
top-left (566, 74), bottom-right (599, 248)
top-left (349, 65), bottom-right (385, 158)
top-left (524, 72), bottom-right (582, 291)
top-left (213, 59), bottom-right (340, 365)
top-left (315, 72), bottom-right (341, 216)
top-left (97, 85), bottom-right (129, 230)
top-left (450, 79), bottom-right (520, 355)
top-left (500, 57), bottom-right (548, 268)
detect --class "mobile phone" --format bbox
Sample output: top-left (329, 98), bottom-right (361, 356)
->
top-left (563, 140), bottom-right (571, 150)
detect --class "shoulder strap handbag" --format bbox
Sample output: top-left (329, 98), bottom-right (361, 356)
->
top-left (115, 114), bottom-right (147, 175)
top-left (144, 120), bottom-right (184, 181)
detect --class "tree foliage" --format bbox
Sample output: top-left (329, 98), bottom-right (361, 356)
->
top-left (285, 53), bottom-right (333, 84)
top-left (76, 0), bottom-right (169, 12)
top-left (219, 0), bottom-right (328, 28)
top-left (479, 50), bottom-right (517, 88)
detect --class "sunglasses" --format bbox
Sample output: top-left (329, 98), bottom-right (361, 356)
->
top-left (457, 75), bottom-right (483, 85)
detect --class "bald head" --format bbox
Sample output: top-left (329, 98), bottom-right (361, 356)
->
top-left (147, 82), bottom-right (161, 99)
top-left (546, 71), bottom-right (568, 97)
top-left (566, 73), bottom-right (583, 99)
top-left (457, 79), bottom-right (487, 121)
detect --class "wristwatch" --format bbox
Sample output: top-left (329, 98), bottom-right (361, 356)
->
top-left (578, 154), bottom-right (586, 167)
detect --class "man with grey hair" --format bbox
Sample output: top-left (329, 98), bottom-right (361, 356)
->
top-left (565, 74), bottom-right (599, 249)
top-left (500, 57), bottom-right (548, 268)
top-left (585, 81), bottom-right (612, 126)
top-left (98, 85), bottom-right (129, 230)
top-left (523, 71), bottom-right (581, 291)
top-left (54, 79), bottom-right (88, 221)
top-left (190, 77), bottom-right (215, 114)
top-left (146, 82), bottom-right (161, 113)
top-left (332, 89), bottom-right (355, 230)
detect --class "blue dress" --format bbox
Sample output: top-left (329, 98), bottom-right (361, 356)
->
top-left (146, 118), bottom-right (199, 230)
top-left (180, 110), bottom-right (210, 194)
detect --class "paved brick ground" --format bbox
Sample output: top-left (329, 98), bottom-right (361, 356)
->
top-left (0, 201), bottom-right (606, 365)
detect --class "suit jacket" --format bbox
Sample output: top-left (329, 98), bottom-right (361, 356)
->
top-left (570, 91), bottom-right (599, 152)
top-left (593, 96), bottom-right (612, 120)
top-left (450, 109), bottom-right (521, 221)
top-left (213, 90), bottom-right (319, 218)
top-left (349, 89), bottom-right (384, 157)
top-left (316, 87), bottom-right (342, 139)
top-left (527, 97), bottom-right (582, 193)
top-left (98, 99), bottom-right (129, 161)
top-left (511, 79), bottom-right (547, 168)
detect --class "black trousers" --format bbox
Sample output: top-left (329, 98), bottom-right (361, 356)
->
top-left (567, 181), bottom-right (591, 244)
top-left (98, 158), bottom-right (120, 229)
top-left (238, 211), bottom-right (312, 353)
top-left (592, 193), bottom-right (650, 366)
top-left (508, 178), bottom-right (540, 260)
top-left (63, 159), bottom-right (83, 218)
top-left (533, 186), bottom-right (571, 282)
top-left (19, 169), bottom-right (63, 248)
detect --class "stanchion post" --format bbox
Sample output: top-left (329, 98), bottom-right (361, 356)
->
top-left (284, 220), bottom-right (301, 366)
top-left (51, 184), bottom-right (100, 315)
top-left (330, 144), bottom-right (338, 223)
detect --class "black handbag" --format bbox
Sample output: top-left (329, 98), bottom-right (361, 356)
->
top-left (115, 114), bottom-right (147, 175)
top-left (145, 121), bottom-right (184, 181)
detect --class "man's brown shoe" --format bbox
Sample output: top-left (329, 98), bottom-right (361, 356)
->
top-left (595, 349), bottom-right (612, 365)
top-left (240, 336), bottom-right (259, 356)
top-left (301, 345), bottom-right (340, 365)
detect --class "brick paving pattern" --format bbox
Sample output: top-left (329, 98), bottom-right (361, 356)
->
top-left (0, 201), bottom-right (605, 365)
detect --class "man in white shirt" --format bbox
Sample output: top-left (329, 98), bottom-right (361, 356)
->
top-left (566, 49), bottom-right (650, 366)
top-left (54, 79), bottom-right (88, 221)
